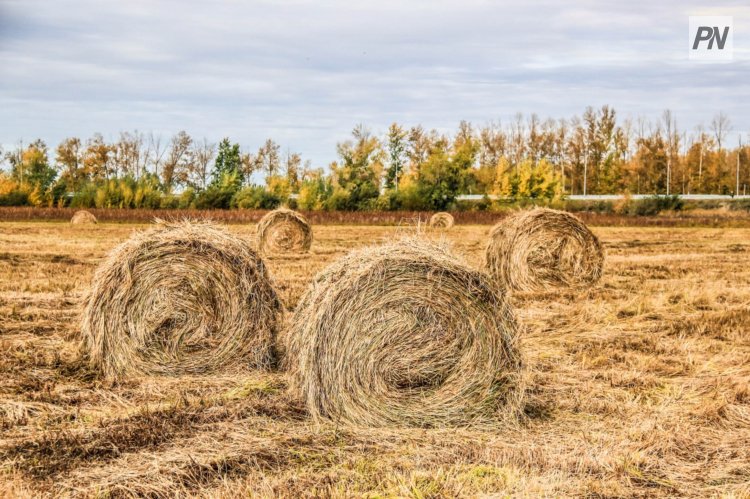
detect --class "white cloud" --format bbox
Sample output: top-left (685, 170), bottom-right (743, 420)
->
top-left (0, 0), bottom-right (748, 165)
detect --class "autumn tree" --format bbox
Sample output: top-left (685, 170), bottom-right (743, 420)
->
top-left (495, 158), bottom-right (561, 200)
top-left (83, 134), bottom-right (113, 181)
top-left (711, 112), bottom-right (731, 151)
top-left (55, 137), bottom-right (86, 189)
top-left (162, 131), bottom-right (193, 190)
top-left (146, 132), bottom-right (168, 179)
top-left (254, 139), bottom-right (281, 180)
top-left (113, 131), bottom-right (146, 179)
top-left (8, 140), bottom-right (56, 204)
top-left (632, 133), bottom-right (668, 194)
top-left (284, 151), bottom-right (302, 191)
top-left (188, 138), bottom-right (216, 190)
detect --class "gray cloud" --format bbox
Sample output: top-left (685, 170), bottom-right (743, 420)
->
top-left (1, 0), bottom-right (748, 164)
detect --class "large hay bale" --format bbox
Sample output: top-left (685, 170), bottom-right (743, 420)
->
top-left (429, 212), bottom-right (454, 229)
top-left (256, 208), bottom-right (312, 254)
top-left (71, 210), bottom-right (97, 224)
top-left (81, 220), bottom-right (282, 379)
top-left (485, 208), bottom-right (604, 293)
top-left (282, 238), bottom-right (524, 427)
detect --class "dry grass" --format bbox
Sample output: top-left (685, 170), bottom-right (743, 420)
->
top-left (0, 220), bottom-right (749, 497)
top-left (282, 238), bottom-right (523, 427)
top-left (70, 210), bottom-right (97, 224)
top-left (80, 219), bottom-right (283, 379)
top-left (429, 212), bottom-right (454, 229)
top-left (486, 208), bottom-right (604, 292)
top-left (256, 208), bottom-right (312, 254)
top-left (6, 205), bottom-right (750, 227)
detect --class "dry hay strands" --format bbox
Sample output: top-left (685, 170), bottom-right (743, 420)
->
top-left (429, 211), bottom-right (455, 229)
top-left (71, 210), bottom-right (97, 224)
top-left (81, 219), bottom-right (283, 379)
top-left (282, 238), bottom-right (524, 427)
top-left (485, 207), bottom-right (604, 293)
top-left (256, 208), bottom-right (312, 254)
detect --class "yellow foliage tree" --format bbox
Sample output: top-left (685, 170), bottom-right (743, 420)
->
top-left (494, 159), bottom-right (562, 200)
top-left (266, 175), bottom-right (291, 200)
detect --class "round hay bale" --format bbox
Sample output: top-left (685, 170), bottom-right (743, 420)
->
top-left (282, 238), bottom-right (524, 427)
top-left (485, 208), bottom-right (604, 293)
top-left (71, 210), bottom-right (97, 224)
top-left (429, 212), bottom-right (454, 229)
top-left (256, 208), bottom-right (312, 254)
top-left (81, 220), bottom-right (283, 379)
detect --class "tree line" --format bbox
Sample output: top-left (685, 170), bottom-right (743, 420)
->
top-left (1, 106), bottom-right (747, 211)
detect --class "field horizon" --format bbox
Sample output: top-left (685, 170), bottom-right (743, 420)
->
top-left (3, 206), bottom-right (750, 228)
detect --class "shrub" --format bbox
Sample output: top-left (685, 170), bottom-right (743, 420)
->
top-left (231, 186), bottom-right (281, 210)
top-left (194, 187), bottom-right (234, 209)
top-left (178, 188), bottom-right (196, 209)
top-left (69, 183), bottom-right (98, 208)
top-left (622, 195), bottom-right (684, 216)
top-left (0, 189), bottom-right (29, 206)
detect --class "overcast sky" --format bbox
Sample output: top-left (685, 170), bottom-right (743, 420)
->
top-left (1, 0), bottom-right (748, 166)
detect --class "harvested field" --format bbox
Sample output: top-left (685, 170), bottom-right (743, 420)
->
top-left (0, 220), bottom-right (749, 497)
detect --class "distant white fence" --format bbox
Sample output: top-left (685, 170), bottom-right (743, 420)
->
top-left (456, 194), bottom-right (750, 201)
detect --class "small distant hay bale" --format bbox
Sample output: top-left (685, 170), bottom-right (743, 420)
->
top-left (282, 238), bottom-right (524, 427)
top-left (485, 208), bottom-right (604, 293)
top-left (71, 210), bottom-right (97, 224)
top-left (256, 208), bottom-right (312, 254)
top-left (81, 220), bottom-right (282, 379)
top-left (429, 212), bottom-right (454, 229)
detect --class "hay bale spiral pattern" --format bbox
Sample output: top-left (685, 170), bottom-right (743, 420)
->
top-left (71, 210), bottom-right (97, 224)
top-left (81, 220), bottom-right (282, 379)
top-left (429, 212), bottom-right (454, 229)
top-left (256, 208), bottom-right (312, 254)
top-left (485, 208), bottom-right (604, 293)
top-left (283, 238), bottom-right (524, 427)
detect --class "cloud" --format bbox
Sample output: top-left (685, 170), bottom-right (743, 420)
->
top-left (0, 0), bottom-right (748, 165)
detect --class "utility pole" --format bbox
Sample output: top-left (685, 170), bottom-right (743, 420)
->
top-left (737, 134), bottom-right (742, 196)
top-left (682, 131), bottom-right (687, 194)
top-left (698, 134), bottom-right (704, 192)
top-left (582, 134), bottom-right (588, 196)
top-left (583, 151), bottom-right (588, 196)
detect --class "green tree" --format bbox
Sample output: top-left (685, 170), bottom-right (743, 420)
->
top-left (329, 125), bottom-right (383, 210)
top-left (298, 168), bottom-right (332, 210)
top-left (413, 150), bottom-right (463, 210)
top-left (13, 140), bottom-right (56, 192)
top-left (210, 138), bottom-right (242, 191)
top-left (384, 123), bottom-right (407, 190)
top-left (408, 128), bottom-right (477, 210)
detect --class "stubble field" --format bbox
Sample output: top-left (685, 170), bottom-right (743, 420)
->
top-left (0, 220), bottom-right (749, 497)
